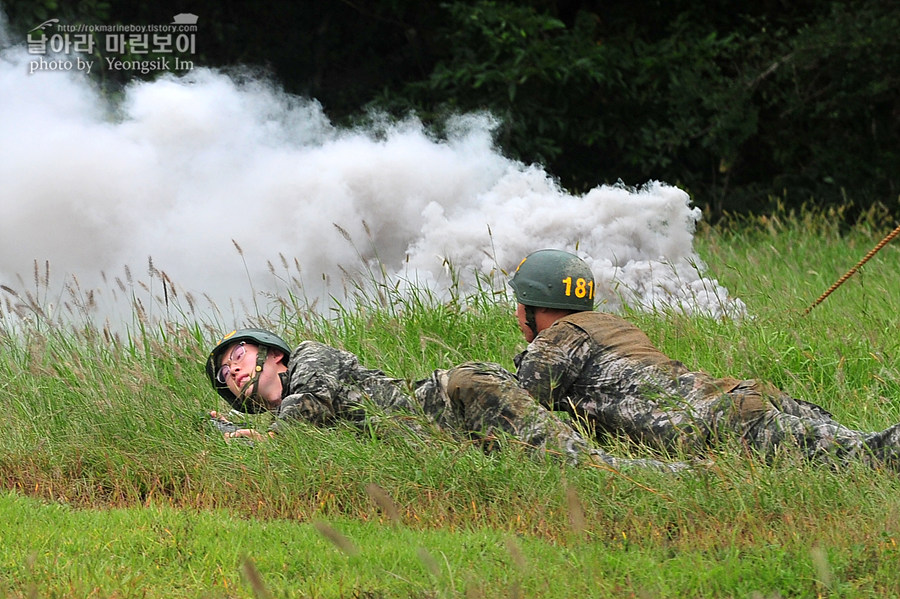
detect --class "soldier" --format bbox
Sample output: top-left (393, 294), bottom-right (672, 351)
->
top-left (205, 328), bottom-right (685, 471)
top-left (504, 248), bottom-right (900, 470)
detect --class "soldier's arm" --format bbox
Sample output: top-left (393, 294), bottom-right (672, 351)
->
top-left (516, 326), bottom-right (589, 411)
top-left (274, 345), bottom-right (345, 429)
top-left (271, 390), bottom-right (339, 432)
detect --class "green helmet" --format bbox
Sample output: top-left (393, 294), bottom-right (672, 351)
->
top-left (205, 328), bottom-right (292, 413)
top-left (508, 249), bottom-right (595, 311)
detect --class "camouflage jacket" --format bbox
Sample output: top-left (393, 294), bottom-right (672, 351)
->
top-left (513, 311), bottom-right (834, 450)
top-left (271, 341), bottom-right (419, 434)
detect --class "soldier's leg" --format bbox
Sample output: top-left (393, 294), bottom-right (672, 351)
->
top-left (414, 369), bottom-right (467, 433)
top-left (443, 361), bottom-right (569, 449)
top-left (855, 422), bottom-right (900, 469)
top-left (724, 382), bottom-right (900, 469)
top-left (418, 362), bottom-right (688, 471)
top-left (752, 380), bottom-right (839, 423)
top-left (742, 409), bottom-right (889, 467)
top-left (415, 361), bottom-right (569, 449)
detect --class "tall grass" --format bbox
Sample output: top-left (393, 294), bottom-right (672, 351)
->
top-left (1, 205), bottom-right (899, 598)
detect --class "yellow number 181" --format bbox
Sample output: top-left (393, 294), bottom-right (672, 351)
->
top-left (562, 276), bottom-right (593, 299)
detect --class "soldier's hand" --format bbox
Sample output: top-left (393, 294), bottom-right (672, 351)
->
top-left (224, 428), bottom-right (273, 442)
top-left (209, 410), bottom-right (231, 424)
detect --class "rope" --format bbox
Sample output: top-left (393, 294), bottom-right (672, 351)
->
top-left (803, 223), bottom-right (900, 315)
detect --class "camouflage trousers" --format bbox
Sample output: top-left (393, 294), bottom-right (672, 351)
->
top-left (583, 377), bottom-right (900, 470)
top-left (730, 381), bottom-right (900, 469)
top-left (415, 362), bottom-right (684, 472)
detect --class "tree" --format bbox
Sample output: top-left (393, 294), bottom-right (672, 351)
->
top-left (4, 0), bottom-right (897, 218)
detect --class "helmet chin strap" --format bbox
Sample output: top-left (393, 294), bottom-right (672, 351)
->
top-left (524, 305), bottom-right (539, 339)
top-left (237, 345), bottom-right (269, 405)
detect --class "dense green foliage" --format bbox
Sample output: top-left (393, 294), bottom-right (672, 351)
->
top-left (1, 210), bottom-right (899, 597)
top-left (3, 0), bottom-right (898, 217)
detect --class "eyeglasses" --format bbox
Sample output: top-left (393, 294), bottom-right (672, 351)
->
top-left (216, 342), bottom-right (246, 384)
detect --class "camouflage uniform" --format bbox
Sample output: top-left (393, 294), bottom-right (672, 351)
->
top-left (513, 311), bottom-right (900, 469)
top-left (271, 341), bottom-right (683, 471)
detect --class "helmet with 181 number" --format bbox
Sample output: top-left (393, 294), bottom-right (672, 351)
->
top-left (205, 328), bottom-right (292, 413)
top-left (508, 249), bottom-right (595, 311)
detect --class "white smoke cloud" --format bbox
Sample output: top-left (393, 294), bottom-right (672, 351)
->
top-left (0, 21), bottom-right (744, 330)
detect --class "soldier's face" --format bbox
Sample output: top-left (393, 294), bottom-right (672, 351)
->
top-left (219, 342), bottom-right (286, 409)
top-left (515, 303), bottom-right (535, 342)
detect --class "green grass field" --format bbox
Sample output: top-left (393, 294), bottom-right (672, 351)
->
top-left (1, 207), bottom-right (899, 598)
